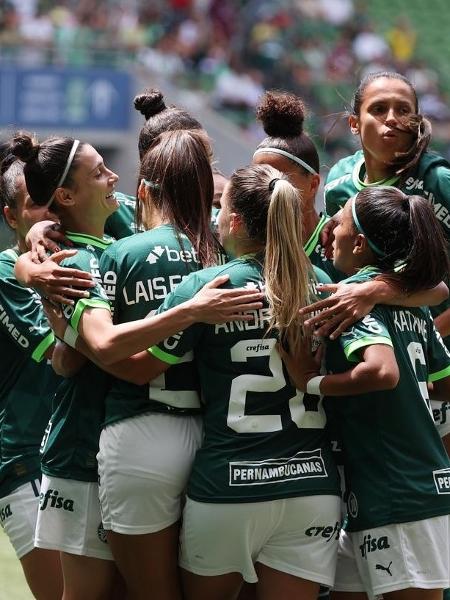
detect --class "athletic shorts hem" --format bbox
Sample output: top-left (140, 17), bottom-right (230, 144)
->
top-left (373, 579), bottom-right (450, 596)
top-left (179, 560), bottom-right (258, 584)
top-left (332, 583), bottom-right (366, 593)
top-left (14, 539), bottom-right (36, 560)
top-left (105, 516), bottom-right (178, 535)
top-left (257, 556), bottom-right (334, 588)
top-left (35, 539), bottom-right (113, 561)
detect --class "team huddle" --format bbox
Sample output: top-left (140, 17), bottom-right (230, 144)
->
top-left (1, 71), bottom-right (450, 600)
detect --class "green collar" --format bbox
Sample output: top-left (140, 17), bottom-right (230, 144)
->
top-left (304, 214), bottom-right (328, 257)
top-left (66, 231), bottom-right (112, 250)
top-left (352, 157), bottom-right (399, 190)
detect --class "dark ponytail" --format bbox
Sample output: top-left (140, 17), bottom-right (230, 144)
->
top-left (10, 132), bottom-right (83, 206)
top-left (353, 187), bottom-right (449, 292)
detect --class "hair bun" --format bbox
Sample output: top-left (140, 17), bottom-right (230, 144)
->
top-left (134, 89), bottom-right (167, 119)
top-left (11, 133), bottom-right (40, 163)
top-left (256, 90), bottom-right (305, 138)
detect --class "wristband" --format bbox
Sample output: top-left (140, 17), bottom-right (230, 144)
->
top-left (306, 375), bottom-right (324, 395)
top-left (63, 325), bottom-right (79, 349)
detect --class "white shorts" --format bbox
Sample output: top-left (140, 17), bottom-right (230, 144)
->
top-left (35, 474), bottom-right (112, 560)
top-left (334, 515), bottom-right (450, 597)
top-left (180, 494), bottom-right (341, 586)
top-left (98, 412), bottom-right (203, 535)
top-left (0, 479), bottom-right (40, 559)
top-left (431, 400), bottom-right (450, 438)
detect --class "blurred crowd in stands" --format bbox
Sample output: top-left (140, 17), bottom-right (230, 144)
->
top-left (1, 0), bottom-right (450, 165)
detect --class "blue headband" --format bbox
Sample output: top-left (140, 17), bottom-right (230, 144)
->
top-left (351, 196), bottom-right (386, 257)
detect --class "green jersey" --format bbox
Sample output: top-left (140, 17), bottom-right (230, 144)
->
top-left (304, 214), bottom-right (345, 282)
top-left (0, 249), bottom-right (59, 496)
top-left (104, 192), bottom-right (138, 239)
top-left (100, 225), bottom-right (204, 427)
top-left (324, 150), bottom-right (450, 348)
top-left (150, 257), bottom-right (340, 503)
top-left (40, 233), bottom-right (112, 482)
top-left (325, 272), bottom-right (450, 531)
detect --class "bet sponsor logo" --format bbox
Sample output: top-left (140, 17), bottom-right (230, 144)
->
top-left (39, 489), bottom-right (74, 512)
top-left (305, 521), bottom-right (340, 542)
top-left (0, 504), bottom-right (12, 523)
top-left (229, 449), bottom-right (327, 486)
top-left (433, 467), bottom-right (450, 494)
top-left (359, 534), bottom-right (390, 559)
top-left (146, 245), bottom-right (200, 265)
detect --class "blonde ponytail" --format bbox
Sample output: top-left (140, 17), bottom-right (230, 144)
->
top-left (265, 179), bottom-right (314, 348)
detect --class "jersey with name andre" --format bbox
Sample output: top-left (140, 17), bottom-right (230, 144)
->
top-left (150, 256), bottom-right (341, 503)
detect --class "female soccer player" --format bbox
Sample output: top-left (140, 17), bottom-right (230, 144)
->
top-left (323, 71), bottom-right (450, 342)
top-left (0, 153), bottom-right (63, 599)
top-left (140, 164), bottom-right (342, 600)
top-left (281, 186), bottom-right (450, 600)
top-left (251, 88), bottom-right (447, 339)
top-left (12, 131), bottom-right (260, 600)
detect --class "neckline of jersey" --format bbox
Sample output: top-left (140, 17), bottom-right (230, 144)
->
top-left (352, 157), bottom-right (400, 190)
top-left (65, 231), bottom-right (113, 249)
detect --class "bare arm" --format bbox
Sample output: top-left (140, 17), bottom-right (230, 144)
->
top-left (434, 308), bottom-right (450, 339)
top-left (52, 340), bottom-right (88, 377)
top-left (301, 280), bottom-right (448, 339)
top-left (279, 339), bottom-right (399, 395)
top-left (44, 275), bottom-right (263, 366)
top-left (52, 335), bottom-right (166, 385)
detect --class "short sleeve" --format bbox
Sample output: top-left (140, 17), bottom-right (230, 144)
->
top-left (148, 272), bottom-right (207, 364)
top-left (339, 312), bottom-right (393, 364)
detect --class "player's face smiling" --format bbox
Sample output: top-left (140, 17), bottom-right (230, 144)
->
top-left (70, 144), bottom-right (119, 217)
top-left (350, 78), bottom-right (416, 179)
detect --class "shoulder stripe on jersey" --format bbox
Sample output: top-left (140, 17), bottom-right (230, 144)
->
top-left (304, 214), bottom-right (328, 257)
top-left (31, 331), bottom-right (55, 362)
top-left (70, 298), bottom-right (111, 332)
top-left (148, 345), bottom-right (180, 365)
top-left (344, 335), bottom-right (393, 363)
top-left (429, 364), bottom-right (450, 383)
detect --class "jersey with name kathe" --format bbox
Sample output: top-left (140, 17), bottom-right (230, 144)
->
top-left (325, 271), bottom-right (450, 531)
top-left (325, 150), bottom-right (450, 350)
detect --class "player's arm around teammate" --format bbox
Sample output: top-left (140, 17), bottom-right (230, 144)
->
top-left (282, 187), bottom-right (450, 600)
top-left (135, 165), bottom-right (342, 600)
top-left (323, 71), bottom-right (450, 348)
